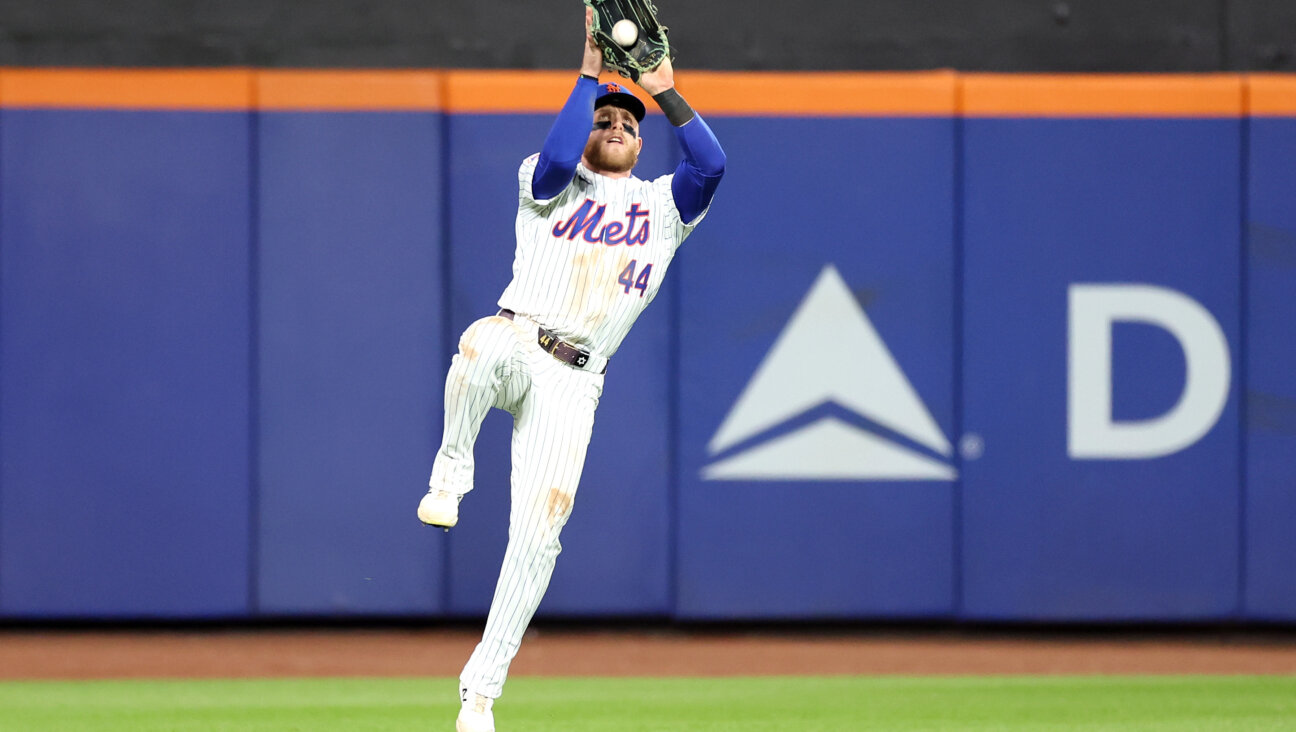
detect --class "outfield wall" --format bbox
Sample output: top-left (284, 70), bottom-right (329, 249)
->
top-left (0, 70), bottom-right (1293, 622)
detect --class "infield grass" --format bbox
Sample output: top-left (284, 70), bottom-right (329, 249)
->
top-left (0, 675), bottom-right (1293, 730)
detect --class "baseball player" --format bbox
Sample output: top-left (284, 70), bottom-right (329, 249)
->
top-left (416, 8), bottom-right (724, 732)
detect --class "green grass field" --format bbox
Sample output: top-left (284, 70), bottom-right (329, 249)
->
top-left (1, 675), bottom-right (1293, 731)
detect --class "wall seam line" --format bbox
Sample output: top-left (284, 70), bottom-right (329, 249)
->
top-left (0, 68), bottom-right (7, 613)
top-left (952, 76), bottom-right (967, 622)
top-left (438, 74), bottom-right (456, 616)
top-left (666, 125), bottom-right (683, 622)
top-left (1235, 77), bottom-right (1250, 620)
top-left (247, 72), bottom-right (262, 618)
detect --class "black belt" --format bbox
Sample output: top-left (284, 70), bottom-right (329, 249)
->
top-left (497, 309), bottom-right (606, 373)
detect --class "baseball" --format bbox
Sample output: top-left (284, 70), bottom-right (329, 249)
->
top-left (611, 19), bottom-right (638, 47)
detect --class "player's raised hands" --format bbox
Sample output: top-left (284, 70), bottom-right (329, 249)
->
top-left (581, 7), bottom-right (604, 78)
top-left (635, 54), bottom-right (674, 96)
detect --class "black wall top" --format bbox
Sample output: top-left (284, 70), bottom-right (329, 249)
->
top-left (0, 0), bottom-right (1292, 71)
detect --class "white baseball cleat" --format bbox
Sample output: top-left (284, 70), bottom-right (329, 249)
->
top-left (417, 490), bottom-right (461, 529)
top-left (456, 688), bottom-right (495, 732)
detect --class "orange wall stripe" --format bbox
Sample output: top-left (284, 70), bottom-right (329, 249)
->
top-left (1248, 74), bottom-right (1296, 116)
top-left (1, 69), bottom-right (254, 110)
top-left (257, 70), bottom-right (442, 111)
top-left (444, 70), bottom-right (594, 113)
top-left (444, 70), bottom-right (959, 117)
top-left (1, 69), bottom-right (1291, 117)
top-left (676, 71), bottom-right (959, 116)
top-left (962, 74), bottom-right (1244, 117)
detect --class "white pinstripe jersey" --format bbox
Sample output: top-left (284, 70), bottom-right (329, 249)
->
top-left (497, 154), bottom-right (707, 359)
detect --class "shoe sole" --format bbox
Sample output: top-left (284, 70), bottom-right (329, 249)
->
top-left (419, 517), bottom-right (454, 532)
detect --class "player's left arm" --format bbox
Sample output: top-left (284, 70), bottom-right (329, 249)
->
top-left (638, 58), bottom-right (726, 225)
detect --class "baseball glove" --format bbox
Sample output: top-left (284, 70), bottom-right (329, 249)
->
top-left (586, 0), bottom-right (671, 82)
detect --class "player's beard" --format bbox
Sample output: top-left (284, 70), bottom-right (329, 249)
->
top-left (583, 138), bottom-right (638, 175)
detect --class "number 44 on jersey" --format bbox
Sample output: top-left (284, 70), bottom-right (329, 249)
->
top-left (618, 260), bottom-right (653, 297)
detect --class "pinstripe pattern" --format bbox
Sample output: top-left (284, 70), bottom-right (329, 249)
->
top-left (432, 312), bottom-right (602, 699)
top-left (499, 155), bottom-right (705, 358)
top-left (428, 315), bottom-right (526, 495)
top-left (430, 154), bottom-right (707, 701)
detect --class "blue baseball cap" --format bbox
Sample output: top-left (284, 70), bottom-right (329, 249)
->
top-left (594, 82), bottom-right (646, 122)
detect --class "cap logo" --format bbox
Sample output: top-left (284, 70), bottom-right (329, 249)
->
top-left (606, 83), bottom-right (621, 94)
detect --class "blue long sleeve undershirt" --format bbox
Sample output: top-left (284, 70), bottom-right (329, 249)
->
top-left (532, 76), bottom-right (600, 201)
top-left (532, 77), bottom-right (726, 224)
top-left (669, 114), bottom-right (725, 224)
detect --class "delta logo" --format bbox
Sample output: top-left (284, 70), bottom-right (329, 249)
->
top-left (702, 264), bottom-right (1233, 481)
top-left (702, 264), bottom-right (956, 482)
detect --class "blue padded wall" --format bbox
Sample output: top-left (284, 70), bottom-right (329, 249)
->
top-left (255, 112), bottom-right (448, 615)
top-left (0, 110), bottom-right (252, 617)
top-left (1244, 114), bottom-right (1296, 620)
top-left (0, 83), bottom-right (1291, 624)
top-left (675, 117), bottom-right (958, 619)
top-left (960, 117), bottom-right (1243, 620)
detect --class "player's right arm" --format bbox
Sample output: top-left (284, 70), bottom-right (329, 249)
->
top-left (531, 9), bottom-right (604, 201)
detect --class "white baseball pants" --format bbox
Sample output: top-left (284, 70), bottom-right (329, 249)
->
top-left (429, 313), bottom-right (603, 699)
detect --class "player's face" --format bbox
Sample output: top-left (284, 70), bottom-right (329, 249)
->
top-left (583, 105), bottom-right (643, 176)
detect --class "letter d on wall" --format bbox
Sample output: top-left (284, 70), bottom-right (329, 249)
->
top-left (1068, 284), bottom-right (1231, 459)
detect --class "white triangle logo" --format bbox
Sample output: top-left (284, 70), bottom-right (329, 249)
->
top-left (703, 264), bottom-right (955, 482)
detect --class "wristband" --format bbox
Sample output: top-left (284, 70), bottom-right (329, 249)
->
top-left (579, 73), bottom-right (599, 82)
top-left (652, 88), bottom-right (696, 126)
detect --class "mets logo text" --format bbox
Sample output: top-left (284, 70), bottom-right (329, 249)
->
top-left (552, 199), bottom-right (651, 246)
